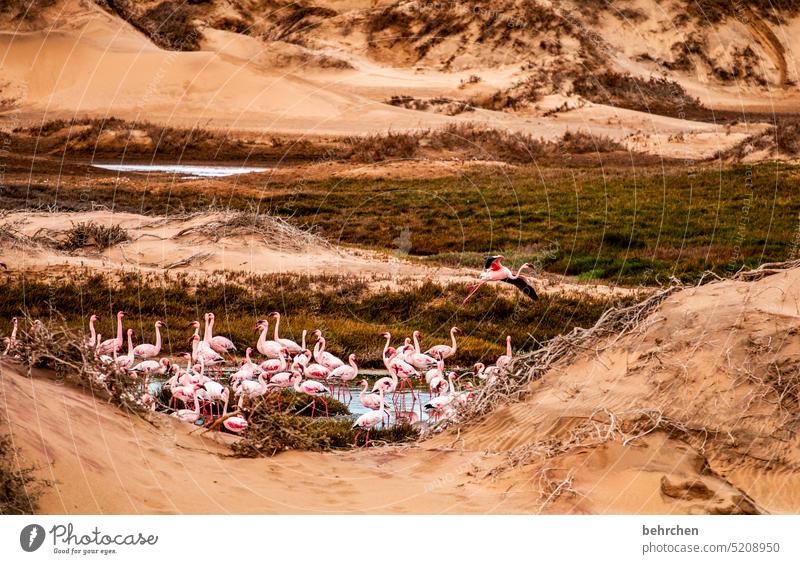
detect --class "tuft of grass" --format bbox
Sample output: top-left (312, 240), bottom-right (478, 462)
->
top-left (59, 221), bottom-right (129, 252)
top-left (0, 433), bottom-right (42, 515)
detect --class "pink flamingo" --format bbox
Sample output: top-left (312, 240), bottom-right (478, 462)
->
top-left (270, 312), bottom-right (302, 354)
top-left (133, 320), bottom-right (166, 359)
top-left (220, 399), bottom-right (248, 435)
top-left (255, 320), bottom-right (284, 358)
top-left (204, 313), bottom-right (237, 356)
top-left (425, 352), bottom-right (444, 386)
top-left (396, 337), bottom-right (414, 356)
top-left (260, 348), bottom-right (288, 374)
top-left (172, 393), bottom-right (201, 424)
top-left (230, 347), bottom-right (262, 386)
top-left (328, 353), bottom-right (359, 402)
top-left (424, 326), bottom-right (461, 360)
top-left (97, 311), bottom-right (126, 355)
top-left (404, 330), bottom-right (437, 371)
top-left (352, 388), bottom-right (386, 448)
top-left (463, 255), bottom-right (537, 303)
top-left (3, 317), bottom-right (18, 355)
top-left (86, 314), bottom-right (99, 347)
top-left (115, 328), bottom-right (135, 369)
top-left (303, 361), bottom-right (330, 381)
top-left (236, 371), bottom-right (268, 409)
top-left (292, 346), bottom-right (311, 369)
top-left (292, 371), bottom-right (330, 417)
top-left (140, 374), bottom-right (156, 411)
top-left (131, 357), bottom-right (171, 378)
top-left (312, 330), bottom-right (344, 371)
top-left (496, 335), bottom-right (513, 368)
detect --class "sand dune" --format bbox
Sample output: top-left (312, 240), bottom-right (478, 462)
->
top-left (0, 0), bottom-right (771, 159)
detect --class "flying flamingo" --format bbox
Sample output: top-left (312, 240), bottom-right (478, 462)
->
top-left (328, 353), bottom-right (359, 402)
top-left (255, 320), bottom-right (284, 358)
top-left (424, 326), bottom-right (461, 360)
top-left (496, 335), bottom-right (513, 368)
top-left (97, 311), bottom-right (126, 355)
top-left (292, 372), bottom-right (330, 417)
top-left (133, 320), bottom-right (167, 359)
top-left (270, 312), bottom-right (302, 354)
top-left (352, 388), bottom-right (386, 448)
top-left (2, 317), bottom-right (18, 355)
top-left (86, 314), bottom-right (99, 347)
top-left (204, 313), bottom-right (237, 357)
top-left (463, 255), bottom-right (537, 303)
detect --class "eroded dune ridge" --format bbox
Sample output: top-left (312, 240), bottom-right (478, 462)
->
top-left (2, 0), bottom-right (800, 159)
top-left (3, 264), bottom-right (800, 514)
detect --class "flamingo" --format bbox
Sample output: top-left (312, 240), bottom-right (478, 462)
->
top-left (172, 393), bottom-right (201, 424)
top-left (425, 352), bottom-right (444, 385)
top-left (292, 347), bottom-right (311, 369)
top-left (3, 317), bottom-right (18, 355)
top-left (292, 372), bottom-right (330, 417)
top-left (190, 334), bottom-right (225, 377)
top-left (133, 320), bottom-right (167, 359)
top-left (303, 361), bottom-right (330, 381)
top-left (236, 371), bottom-right (268, 408)
top-left (463, 255), bottom-right (537, 303)
top-left (270, 312), bottom-right (302, 354)
top-left (473, 362), bottom-right (503, 381)
top-left (328, 353), bottom-right (359, 402)
top-left (260, 348), bottom-right (288, 374)
top-left (231, 347), bottom-right (262, 385)
top-left (97, 311), bottom-right (126, 355)
top-left (204, 312), bottom-right (237, 356)
top-left (115, 328), bottom-right (135, 370)
top-left (219, 398), bottom-right (248, 435)
top-left (140, 374), bottom-right (156, 411)
top-left (352, 388), bottom-right (386, 448)
top-left (86, 314), bottom-right (99, 347)
top-left (131, 357), bottom-right (172, 378)
top-left (396, 337), bottom-right (414, 357)
top-left (424, 326), bottom-right (461, 360)
top-left (496, 335), bottom-right (513, 368)
top-left (255, 320), bottom-right (284, 358)
top-left (404, 331), bottom-right (437, 371)
top-left (200, 379), bottom-right (229, 419)
top-left (312, 330), bottom-right (344, 370)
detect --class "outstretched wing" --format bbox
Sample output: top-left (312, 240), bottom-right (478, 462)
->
top-left (503, 275), bottom-right (538, 300)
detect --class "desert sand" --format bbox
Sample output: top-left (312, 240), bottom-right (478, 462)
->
top-left (4, 264), bottom-right (800, 514)
top-left (0, 0), bottom-right (787, 159)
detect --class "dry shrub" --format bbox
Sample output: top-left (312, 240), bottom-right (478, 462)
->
top-left (231, 397), bottom-right (417, 457)
top-left (97, 1), bottom-right (202, 51)
top-left (573, 71), bottom-right (707, 119)
top-left (59, 221), bottom-right (129, 252)
top-left (346, 131), bottom-right (420, 162)
top-left (7, 315), bottom-right (151, 413)
top-left (0, 433), bottom-right (42, 515)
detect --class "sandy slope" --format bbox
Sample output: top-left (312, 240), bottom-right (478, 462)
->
top-left (5, 266), bottom-right (800, 514)
top-left (0, 209), bottom-right (635, 299)
top-left (0, 0), bottom-right (765, 159)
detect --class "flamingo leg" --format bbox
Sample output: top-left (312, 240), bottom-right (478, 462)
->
top-left (353, 430), bottom-right (361, 448)
top-left (463, 279), bottom-right (489, 304)
top-left (311, 399), bottom-right (316, 418)
top-left (365, 429), bottom-right (370, 448)
top-left (322, 397), bottom-right (329, 418)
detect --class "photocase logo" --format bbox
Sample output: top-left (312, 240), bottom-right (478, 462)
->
top-left (19, 524), bottom-right (46, 552)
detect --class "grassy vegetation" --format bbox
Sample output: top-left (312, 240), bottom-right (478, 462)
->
top-left (0, 272), bottom-right (628, 368)
top-left (0, 428), bottom-right (42, 514)
top-left (232, 397), bottom-right (417, 457)
top-left (5, 159), bottom-right (798, 284)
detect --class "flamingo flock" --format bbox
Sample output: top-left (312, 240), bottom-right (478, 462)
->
top-left (2, 311), bottom-right (516, 447)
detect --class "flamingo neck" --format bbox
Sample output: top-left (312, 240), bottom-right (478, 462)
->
top-left (506, 337), bottom-right (512, 357)
top-left (127, 332), bottom-right (134, 358)
top-left (154, 325), bottom-right (162, 352)
top-left (89, 319), bottom-right (97, 344)
top-left (413, 333), bottom-right (421, 353)
top-left (447, 373), bottom-right (455, 393)
top-left (301, 330), bottom-right (307, 350)
top-left (203, 316), bottom-right (212, 342)
top-left (115, 316), bottom-right (123, 346)
top-left (257, 324), bottom-right (268, 351)
top-left (450, 329), bottom-right (458, 353)
top-left (273, 316), bottom-right (281, 341)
